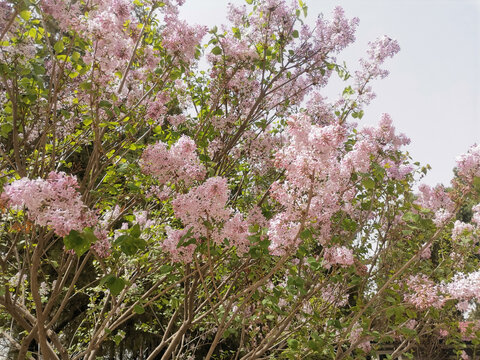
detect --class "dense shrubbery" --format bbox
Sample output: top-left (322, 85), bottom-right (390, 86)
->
top-left (1, 0), bottom-right (480, 359)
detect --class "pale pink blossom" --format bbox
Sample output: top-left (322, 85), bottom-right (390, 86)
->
top-left (415, 184), bottom-right (455, 226)
top-left (443, 271), bottom-right (480, 302)
top-left (162, 226), bottom-right (196, 263)
top-left (456, 144), bottom-right (480, 183)
top-left (452, 220), bottom-right (475, 242)
top-left (221, 213), bottom-right (250, 254)
top-left (3, 172), bottom-right (97, 237)
top-left (162, 13), bottom-right (207, 62)
top-left (323, 246), bottom-right (354, 269)
top-left (141, 135), bottom-right (206, 186)
top-left (439, 329), bottom-right (449, 337)
top-left (404, 275), bottom-right (445, 310)
top-left (172, 177), bottom-right (231, 239)
top-left (472, 203), bottom-right (480, 226)
top-left (146, 92), bottom-right (170, 124)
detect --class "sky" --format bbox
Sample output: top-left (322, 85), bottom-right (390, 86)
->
top-left (179, 0), bottom-right (480, 186)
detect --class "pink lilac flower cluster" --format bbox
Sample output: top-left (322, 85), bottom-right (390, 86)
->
top-left (162, 226), bottom-right (196, 263)
top-left (458, 321), bottom-right (480, 341)
top-left (420, 243), bottom-right (432, 259)
top-left (404, 275), bottom-right (445, 310)
top-left (141, 135), bottom-right (206, 187)
top-left (268, 114), bottom-right (347, 255)
top-left (0, 1), bottom-right (14, 34)
top-left (473, 204), bottom-right (480, 226)
top-left (146, 92), bottom-right (170, 124)
top-left (305, 92), bottom-right (336, 126)
top-left (321, 283), bottom-right (349, 307)
top-left (172, 177), bottom-right (231, 238)
top-left (383, 161), bottom-right (414, 180)
top-left (268, 113), bottom-right (412, 255)
top-left (237, 130), bottom-right (279, 176)
top-left (452, 220), bottom-right (476, 242)
top-left (91, 228), bottom-right (112, 258)
top-left (206, 0), bottom-right (360, 136)
top-left (40, 0), bottom-right (82, 31)
top-left (221, 213), bottom-right (251, 254)
top-left (3, 172), bottom-right (97, 237)
top-left (443, 271), bottom-right (480, 303)
top-left (415, 183), bottom-right (455, 226)
top-left (39, 0), bottom-right (204, 118)
top-left (358, 114), bottom-right (410, 152)
top-left (312, 7), bottom-right (360, 54)
top-left (163, 177), bottom-right (251, 262)
top-left (162, 12), bottom-right (207, 63)
top-left (341, 114), bottom-right (410, 177)
top-left (349, 323), bottom-right (371, 353)
top-left (455, 144), bottom-right (480, 183)
top-left (354, 36), bottom-right (400, 106)
top-left (323, 246), bottom-right (354, 269)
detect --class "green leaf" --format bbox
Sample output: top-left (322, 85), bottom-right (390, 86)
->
top-left (403, 212), bottom-right (420, 223)
top-left (159, 265), bottom-right (174, 274)
top-left (0, 123), bottom-right (13, 138)
top-left (307, 257), bottom-right (321, 270)
top-left (386, 296), bottom-right (396, 303)
top-left (64, 230), bottom-right (92, 256)
top-left (100, 275), bottom-right (126, 296)
top-left (80, 81), bottom-right (92, 90)
top-left (130, 224), bottom-right (141, 238)
top-left (133, 304), bottom-right (145, 314)
top-left (32, 63), bottom-right (45, 75)
top-left (113, 334), bottom-right (123, 345)
top-left (71, 51), bottom-right (80, 62)
top-left (406, 309), bottom-right (417, 318)
top-left (54, 40), bottom-right (64, 53)
top-left (27, 28), bottom-right (36, 38)
top-left (399, 327), bottom-right (416, 337)
top-left (362, 178), bottom-right (375, 190)
top-left (211, 46), bottom-right (222, 55)
top-left (83, 227), bottom-right (98, 244)
top-left (19, 10), bottom-right (31, 21)
top-left (245, 0), bottom-right (253, 3)
top-left (299, 228), bottom-right (312, 240)
top-left (473, 176), bottom-right (480, 192)
top-left (115, 235), bottom-right (146, 256)
top-left (292, 30), bottom-right (299, 38)
top-left (99, 100), bottom-right (112, 109)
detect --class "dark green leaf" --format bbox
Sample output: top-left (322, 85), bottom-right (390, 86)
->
top-left (64, 230), bottom-right (91, 256)
top-left (130, 224), bottom-right (141, 238)
top-left (115, 235), bottom-right (146, 256)
top-left (211, 46), bottom-right (222, 55)
top-left (473, 176), bottom-right (480, 192)
top-left (133, 304), bottom-right (145, 314)
top-left (159, 265), bottom-right (173, 274)
top-left (100, 275), bottom-right (126, 296)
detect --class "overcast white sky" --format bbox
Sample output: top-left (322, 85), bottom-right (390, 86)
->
top-left (180, 0), bottom-right (480, 186)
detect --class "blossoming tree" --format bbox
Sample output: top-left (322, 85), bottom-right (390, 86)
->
top-left (1, 0), bottom-right (480, 359)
